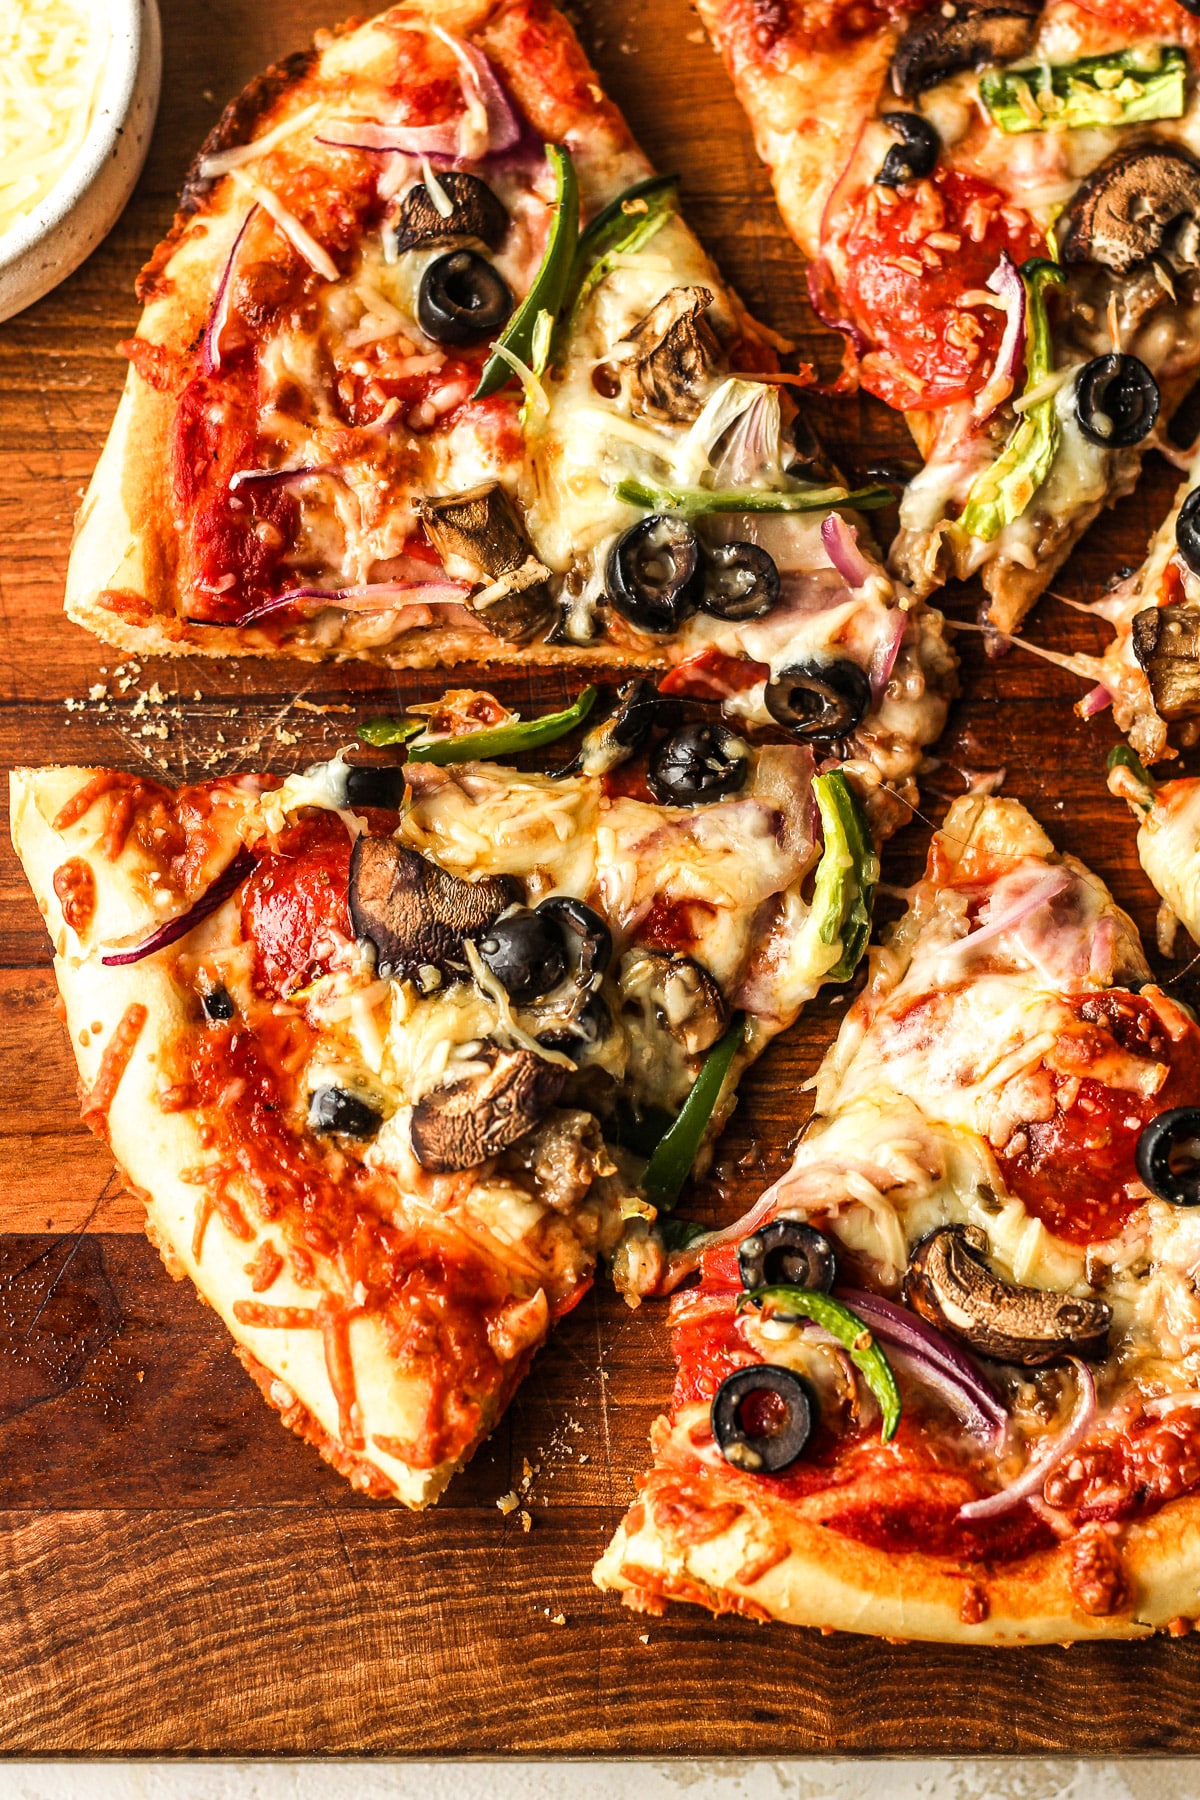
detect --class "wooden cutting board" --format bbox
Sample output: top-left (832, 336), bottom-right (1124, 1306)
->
top-left (3, 0), bottom-right (1200, 1756)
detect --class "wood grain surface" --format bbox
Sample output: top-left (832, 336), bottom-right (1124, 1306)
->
top-left (4, 0), bottom-right (1200, 1758)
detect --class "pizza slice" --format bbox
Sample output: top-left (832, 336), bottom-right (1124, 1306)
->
top-left (596, 790), bottom-right (1200, 1641)
top-left (697, 0), bottom-right (1200, 633)
top-left (65, 0), bottom-right (955, 825)
top-left (10, 689), bottom-right (875, 1505)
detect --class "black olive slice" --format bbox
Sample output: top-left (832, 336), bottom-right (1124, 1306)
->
top-left (201, 985), bottom-right (235, 1022)
top-left (764, 658), bottom-right (872, 741)
top-left (607, 515), bottom-right (703, 633)
top-left (738, 1220), bottom-right (837, 1294)
top-left (876, 111), bottom-right (941, 187)
top-left (711, 1364), bottom-right (814, 1473)
top-left (700, 542), bottom-right (780, 621)
top-left (536, 993), bottom-right (612, 1051)
top-left (393, 171), bottom-right (508, 254)
top-left (647, 722), bottom-right (749, 807)
top-left (1136, 1107), bottom-right (1200, 1206)
top-left (536, 895), bottom-right (613, 980)
top-left (308, 1086), bottom-right (382, 1140)
top-left (1178, 487), bottom-right (1200, 577)
top-left (417, 250), bottom-right (513, 347)
top-left (477, 908), bottom-right (568, 1003)
top-left (1075, 354), bottom-right (1160, 449)
top-left (343, 763), bottom-right (407, 810)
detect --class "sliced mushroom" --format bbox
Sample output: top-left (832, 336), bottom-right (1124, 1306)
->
top-left (1131, 605), bottom-right (1200, 721)
top-left (393, 171), bottom-right (508, 254)
top-left (410, 1041), bottom-right (566, 1172)
top-left (349, 837), bottom-right (518, 982)
top-left (623, 286), bottom-right (720, 423)
top-left (891, 1), bottom-right (1041, 99)
top-left (904, 1225), bottom-right (1111, 1366)
top-left (618, 947), bottom-right (728, 1056)
top-left (1060, 145), bottom-right (1200, 277)
top-left (416, 483), bottom-right (553, 643)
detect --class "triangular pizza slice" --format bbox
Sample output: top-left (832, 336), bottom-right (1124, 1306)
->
top-left (11, 691), bottom-right (874, 1504)
top-left (597, 791), bottom-right (1200, 1641)
top-left (66, 0), bottom-right (954, 828)
top-left (697, 0), bottom-right (1200, 633)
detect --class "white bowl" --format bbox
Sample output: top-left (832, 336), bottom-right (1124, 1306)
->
top-left (0, 0), bottom-right (162, 324)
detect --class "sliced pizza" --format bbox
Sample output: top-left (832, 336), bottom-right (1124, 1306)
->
top-left (10, 690), bottom-right (875, 1505)
top-left (596, 790), bottom-right (1200, 1641)
top-left (697, 0), bottom-right (1200, 633)
top-left (65, 0), bottom-right (955, 824)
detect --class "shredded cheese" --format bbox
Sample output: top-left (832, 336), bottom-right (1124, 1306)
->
top-left (198, 101), bottom-right (323, 180)
top-left (0, 0), bottom-right (110, 243)
top-left (235, 173), bottom-right (339, 282)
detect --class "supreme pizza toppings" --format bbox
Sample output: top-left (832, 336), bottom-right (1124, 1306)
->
top-left (348, 837), bottom-right (518, 982)
top-left (307, 1084), bottom-right (383, 1140)
top-left (607, 515), bottom-right (703, 634)
top-left (478, 906), bottom-right (570, 1004)
top-left (1060, 144), bottom-right (1200, 276)
top-left (409, 1042), bottom-right (566, 1172)
top-left (763, 659), bottom-right (871, 742)
top-left (415, 482), bottom-right (552, 644)
top-left (646, 722), bottom-right (749, 806)
top-left (904, 1225), bottom-right (1111, 1366)
top-left (1131, 604), bottom-right (1200, 720)
top-left (875, 112), bottom-right (941, 188)
top-left (1135, 1107), bottom-right (1200, 1207)
top-left (711, 1363), bottom-right (814, 1473)
top-left (1178, 487), bottom-right (1200, 576)
top-left (698, 542), bottom-right (779, 622)
top-left (417, 250), bottom-right (514, 347)
top-left (392, 171), bottom-right (509, 255)
top-left (622, 286), bottom-right (720, 424)
top-left (889, 1), bottom-right (1041, 100)
top-left (1074, 354), bottom-right (1160, 450)
top-left (737, 1220), bottom-right (836, 1294)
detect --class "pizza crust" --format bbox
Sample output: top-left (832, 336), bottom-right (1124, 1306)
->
top-left (10, 767), bottom-right (534, 1508)
top-left (594, 1411), bottom-right (1200, 1642)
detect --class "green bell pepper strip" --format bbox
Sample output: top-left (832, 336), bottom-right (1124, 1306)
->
top-left (809, 770), bottom-right (879, 982)
top-left (641, 1016), bottom-right (746, 1213)
top-left (359, 686), bottom-right (597, 762)
top-left (980, 47), bottom-right (1186, 136)
top-left (614, 476), bottom-right (894, 518)
top-left (738, 1284), bottom-right (902, 1441)
top-left (959, 257), bottom-right (1067, 544)
top-left (1107, 741), bottom-right (1157, 813)
top-left (475, 143), bottom-right (580, 398)
top-left (564, 174), bottom-right (679, 329)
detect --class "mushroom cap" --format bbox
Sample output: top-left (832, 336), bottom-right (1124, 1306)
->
top-left (1061, 144), bottom-right (1200, 277)
top-left (392, 171), bottom-right (508, 255)
top-left (415, 482), bottom-right (552, 644)
top-left (904, 1225), bottom-right (1111, 1366)
top-left (624, 286), bottom-right (720, 424)
top-left (1132, 604), bottom-right (1200, 722)
top-left (410, 1042), bottom-right (567, 1172)
top-left (618, 947), bottom-right (728, 1057)
top-left (891, 0), bottom-right (1041, 101)
top-left (349, 836), bottom-right (519, 981)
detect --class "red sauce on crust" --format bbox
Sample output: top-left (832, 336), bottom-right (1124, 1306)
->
top-left (242, 814), bottom-right (353, 998)
top-left (53, 858), bottom-right (96, 934)
top-left (637, 897), bottom-right (720, 956)
top-left (82, 1003), bottom-right (148, 1137)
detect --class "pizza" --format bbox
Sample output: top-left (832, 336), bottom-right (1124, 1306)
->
top-left (9, 688), bottom-right (877, 1504)
top-left (595, 790), bottom-right (1200, 1641)
top-left (64, 0), bottom-right (955, 831)
top-left (696, 0), bottom-right (1200, 634)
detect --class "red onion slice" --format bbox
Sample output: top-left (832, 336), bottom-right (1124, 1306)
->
top-left (837, 1288), bottom-right (1008, 1441)
top-left (1078, 683), bottom-right (1113, 719)
top-left (451, 38), bottom-right (521, 155)
top-left (954, 867), bottom-right (1072, 955)
top-left (202, 206), bottom-right (258, 375)
top-left (958, 1359), bottom-right (1096, 1521)
top-left (101, 850), bottom-right (256, 967)
top-left (868, 610), bottom-right (908, 701)
top-left (973, 251), bottom-right (1026, 424)
top-left (820, 512), bottom-right (872, 590)
top-left (229, 465), bottom-right (336, 493)
top-left (317, 120), bottom-right (461, 158)
top-left (238, 579), bottom-right (473, 623)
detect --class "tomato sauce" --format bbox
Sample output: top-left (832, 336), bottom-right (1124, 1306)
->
top-left (241, 813), bottom-right (353, 998)
top-left (659, 648), bottom-right (770, 701)
top-left (995, 991), bottom-right (1200, 1245)
top-left (815, 170), bottom-right (1044, 410)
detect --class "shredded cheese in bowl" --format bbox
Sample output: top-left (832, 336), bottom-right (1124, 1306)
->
top-left (0, 0), bottom-right (111, 245)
